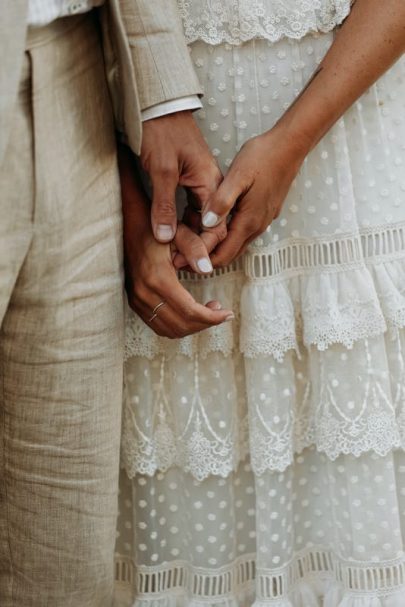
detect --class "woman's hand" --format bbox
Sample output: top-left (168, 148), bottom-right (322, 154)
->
top-left (200, 126), bottom-right (307, 266)
top-left (200, 0), bottom-right (405, 267)
top-left (119, 144), bottom-right (234, 339)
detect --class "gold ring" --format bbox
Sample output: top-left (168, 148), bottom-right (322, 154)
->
top-left (148, 301), bottom-right (166, 322)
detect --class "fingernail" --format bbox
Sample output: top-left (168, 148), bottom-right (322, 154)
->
top-left (225, 313), bottom-right (235, 322)
top-left (211, 302), bottom-right (222, 310)
top-left (202, 211), bottom-right (219, 228)
top-left (197, 258), bottom-right (213, 273)
top-left (156, 224), bottom-right (174, 241)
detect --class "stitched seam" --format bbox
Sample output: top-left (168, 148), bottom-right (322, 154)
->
top-left (1, 338), bottom-right (14, 602)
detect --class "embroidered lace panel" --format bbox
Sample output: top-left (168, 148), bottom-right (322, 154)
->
top-left (123, 224), bottom-right (405, 479)
top-left (122, 329), bottom-right (405, 479)
top-left (177, 0), bottom-right (353, 45)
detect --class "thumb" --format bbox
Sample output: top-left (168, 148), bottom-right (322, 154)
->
top-left (150, 167), bottom-right (179, 243)
top-left (201, 170), bottom-right (245, 229)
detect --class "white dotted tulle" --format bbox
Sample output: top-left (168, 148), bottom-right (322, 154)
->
top-left (117, 19), bottom-right (405, 607)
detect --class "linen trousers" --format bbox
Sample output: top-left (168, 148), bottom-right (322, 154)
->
top-left (0, 14), bottom-right (124, 606)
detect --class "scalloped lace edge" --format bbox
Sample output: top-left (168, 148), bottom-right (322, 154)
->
top-left (125, 224), bottom-right (405, 363)
top-left (178, 0), bottom-right (353, 46)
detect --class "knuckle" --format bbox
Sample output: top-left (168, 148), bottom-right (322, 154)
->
top-left (154, 199), bottom-right (176, 217)
top-left (243, 217), bottom-right (261, 236)
top-left (189, 240), bottom-right (205, 258)
top-left (157, 162), bottom-right (178, 179)
top-left (215, 223), bottom-right (228, 242)
top-left (132, 279), bottom-right (150, 303)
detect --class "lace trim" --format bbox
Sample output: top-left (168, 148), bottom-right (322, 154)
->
top-left (241, 224), bottom-right (405, 360)
top-left (251, 334), bottom-right (405, 475)
top-left (115, 554), bottom-right (135, 586)
top-left (122, 356), bottom-right (249, 481)
top-left (123, 330), bottom-right (405, 478)
top-left (114, 548), bottom-right (405, 601)
top-left (178, 259), bottom-right (243, 283)
top-left (125, 224), bottom-right (405, 363)
top-left (124, 263), bottom-right (242, 362)
top-left (178, 0), bottom-right (352, 46)
top-left (246, 223), bottom-right (405, 280)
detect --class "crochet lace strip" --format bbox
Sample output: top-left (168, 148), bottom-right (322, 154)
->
top-left (245, 223), bottom-right (405, 280)
top-left (178, 0), bottom-right (353, 46)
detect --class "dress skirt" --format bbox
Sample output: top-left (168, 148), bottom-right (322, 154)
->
top-left (115, 27), bottom-right (405, 607)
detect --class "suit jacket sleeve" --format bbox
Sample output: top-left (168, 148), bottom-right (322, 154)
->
top-left (119, 0), bottom-right (203, 110)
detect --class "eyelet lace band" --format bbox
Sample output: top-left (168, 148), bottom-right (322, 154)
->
top-left (177, 0), bottom-right (353, 46)
top-left (115, 548), bottom-right (405, 605)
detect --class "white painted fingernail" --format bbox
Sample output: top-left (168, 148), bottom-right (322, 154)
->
top-left (197, 258), bottom-right (213, 273)
top-left (156, 224), bottom-right (174, 241)
top-left (202, 211), bottom-right (219, 228)
top-left (211, 302), bottom-right (222, 310)
top-left (225, 313), bottom-right (235, 322)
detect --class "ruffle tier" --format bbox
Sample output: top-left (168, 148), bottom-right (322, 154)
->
top-left (125, 224), bottom-right (405, 363)
top-left (123, 224), bottom-right (405, 481)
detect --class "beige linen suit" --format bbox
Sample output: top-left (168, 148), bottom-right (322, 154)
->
top-left (0, 1), bottom-right (201, 605)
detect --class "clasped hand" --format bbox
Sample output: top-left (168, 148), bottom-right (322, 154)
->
top-left (122, 114), bottom-right (308, 339)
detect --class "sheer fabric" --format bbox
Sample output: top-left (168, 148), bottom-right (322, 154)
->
top-left (115, 11), bottom-right (405, 607)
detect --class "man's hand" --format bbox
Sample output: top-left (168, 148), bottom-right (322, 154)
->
top-left (119, 144), bottom-right (234, 338)
top-left (141, 111), bottom-right (222, 243)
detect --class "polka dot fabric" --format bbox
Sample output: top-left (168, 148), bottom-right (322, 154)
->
top-left (116, 20), bottom-right (405, 607)
top-left (116, 450), bottom-right (405, 606)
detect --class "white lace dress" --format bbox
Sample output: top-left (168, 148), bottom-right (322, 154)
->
top-left (115, 1), bottom-right (405, 605)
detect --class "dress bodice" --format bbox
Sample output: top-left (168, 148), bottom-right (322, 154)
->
top-left (177, 0), bottom-right (353, 45)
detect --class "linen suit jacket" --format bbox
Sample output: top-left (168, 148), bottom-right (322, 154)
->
top-left (0, 0), bottom-right (202, 164)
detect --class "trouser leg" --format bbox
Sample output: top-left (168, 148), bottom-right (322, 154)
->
top-left (0, 15), bottom-right (124, 606)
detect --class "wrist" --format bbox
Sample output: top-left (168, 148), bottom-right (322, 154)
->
top-left (263, 120), bottom-right (311, 167)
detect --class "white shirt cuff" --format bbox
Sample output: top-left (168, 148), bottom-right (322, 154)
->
top-left (141, 96), bottom-right (202, 122)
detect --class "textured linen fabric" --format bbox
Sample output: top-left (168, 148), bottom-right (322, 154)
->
top-left (27, 0), bottom-right (202, 118)
top-left (117, 3), bottom-right (405, 606)
top-left (0, 0), bottom-right (28, 166)
top-left (0, 0), bottom-right (203, 162)
top-left (115, 0), bottom-right (203, 113)
top-left (0, 15), bottom-right (124, 606)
